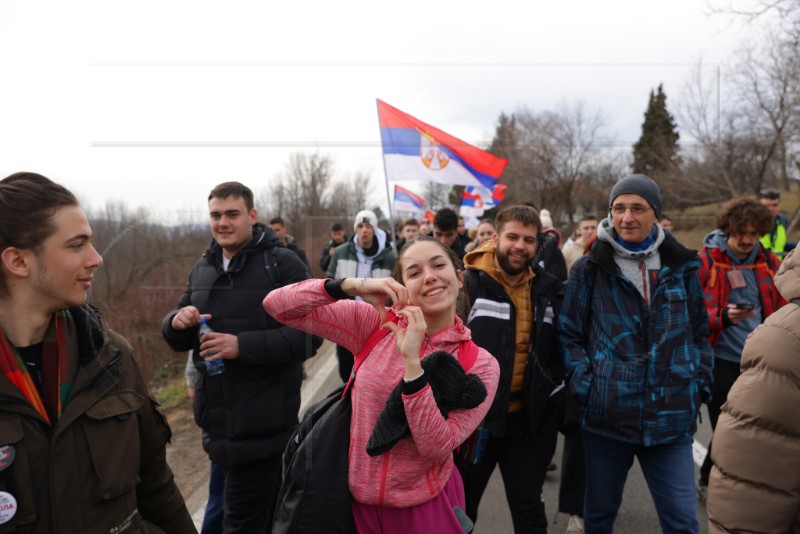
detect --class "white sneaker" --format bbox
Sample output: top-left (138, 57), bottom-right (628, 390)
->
top-left (565, 514), bottom-right (584, 534)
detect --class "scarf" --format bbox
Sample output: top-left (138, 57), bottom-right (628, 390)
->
top-left (0, 311), bottom-right (80, 425)
top-left (614, 227), bottom-right (657, 252)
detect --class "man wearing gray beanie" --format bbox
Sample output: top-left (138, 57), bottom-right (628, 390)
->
top-left (558, 174), bottom-right (712, 533)
top-left (608, 174), bottom-right (663, 220)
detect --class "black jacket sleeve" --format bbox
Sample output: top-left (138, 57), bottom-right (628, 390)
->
top-left (161, 272), bottom-right (200, 353)
top-left (238, 248), bottom-right (323, 366)
top-left (319, 241), bottom-right (333, 272)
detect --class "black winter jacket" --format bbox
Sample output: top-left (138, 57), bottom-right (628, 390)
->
top-left (464, 264), bottom-right (565, 438)
top-left (162, 224), bottom-right (322, 468)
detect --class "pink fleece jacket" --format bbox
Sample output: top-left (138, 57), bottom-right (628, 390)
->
top-left (263, 279), bottom-right (499, 508)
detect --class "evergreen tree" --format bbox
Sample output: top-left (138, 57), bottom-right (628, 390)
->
top-left (486, 112), bottom-right (526, 204)
top-left (488, 112), bottom-right (519, 160)
top-left (632, 84), bottom-right (681, 176)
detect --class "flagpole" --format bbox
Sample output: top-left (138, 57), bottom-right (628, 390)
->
top-left (376, 99), bottom-right (396, 228)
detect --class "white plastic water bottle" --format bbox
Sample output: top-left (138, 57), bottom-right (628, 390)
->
top-left (198, 317), bottom-right (225, 376)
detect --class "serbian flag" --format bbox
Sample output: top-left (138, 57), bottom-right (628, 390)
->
top-left (462, 184), bottom-right (508, 208)
top-left (377, 99), bottom-right (507, 189)
top-left (491, 184), bottom-right (508, 203)
top-left (393, 185), bottom-right (426, 213)
top-left (461, 187), bottom-right (486, 209)
top-left (459, 184), bottom-right (508, 217)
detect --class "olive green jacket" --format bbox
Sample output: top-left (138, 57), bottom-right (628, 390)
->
top-left (0, 305), bottom-right (195, 534)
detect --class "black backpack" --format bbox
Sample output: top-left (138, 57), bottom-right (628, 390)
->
top-left (271, 313), bottom-right (398, 534)
top-left (263, 248), bottom-right (281, 288)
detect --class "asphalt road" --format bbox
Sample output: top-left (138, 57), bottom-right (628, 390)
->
top-left (475, 419), bottom-right (711, 533)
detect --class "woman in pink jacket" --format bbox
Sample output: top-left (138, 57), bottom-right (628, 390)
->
top-left (263, 237), bottom-right (499, 533)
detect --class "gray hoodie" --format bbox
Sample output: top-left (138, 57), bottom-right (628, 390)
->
top-left (596, 217), bottom-right (665, 303)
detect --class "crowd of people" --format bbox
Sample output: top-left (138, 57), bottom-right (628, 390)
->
top-left (0, 170), bottom-right (796, 533)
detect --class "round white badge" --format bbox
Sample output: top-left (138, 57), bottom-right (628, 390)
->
top-left (0, 491), bottom-right (17, 524)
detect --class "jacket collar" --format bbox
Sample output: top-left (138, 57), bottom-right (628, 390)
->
top-left (0, 304), bottom-right (120, 423)
top-left (472, 261), bottom-right (560, 300)
top-left (205, 223), bottom-right (282, 272)
top-left (588, 232), bottom-right (698, 275)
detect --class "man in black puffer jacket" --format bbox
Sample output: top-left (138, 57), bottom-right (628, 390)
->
top-left (162, 182), bottom-right (321, 534)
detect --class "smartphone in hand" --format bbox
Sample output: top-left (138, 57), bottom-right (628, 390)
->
top-left (732, 302), bottom-right (755, 311)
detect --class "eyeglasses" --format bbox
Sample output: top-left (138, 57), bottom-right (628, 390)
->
top-left (611, 204), bottom-right (651, 216)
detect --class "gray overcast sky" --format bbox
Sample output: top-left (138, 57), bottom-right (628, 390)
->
top-left (0, 0), bottom-right (760, 221)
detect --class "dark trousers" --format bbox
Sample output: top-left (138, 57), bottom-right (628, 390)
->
top-left (582, 431), bottom-right (698, 534)
top-left (461, 411), bottom-right (558, 534)
top-left (201, 462), bottom-right (225, 534)
top-left (558, 425), bottom-right (586, 517)
top-left (336, 344), bottom-right (354, 383)
top-left (222, 454), bottom-right (282, 534)
top-left (699, 358), bottom-right (741, 485)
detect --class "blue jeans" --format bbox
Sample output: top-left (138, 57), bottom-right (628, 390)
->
top-left (201, 462), bottom-right (225, 534)
top-left (582, 430), bottom-right (699, 534)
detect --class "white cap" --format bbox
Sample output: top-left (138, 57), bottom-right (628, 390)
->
top-left (540, 209), bottom-right (553, 229)
top-left (354, 210), bottom-right (378, 233)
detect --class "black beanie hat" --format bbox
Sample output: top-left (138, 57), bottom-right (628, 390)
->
top-left (609, 174), bottom-right (662, 219)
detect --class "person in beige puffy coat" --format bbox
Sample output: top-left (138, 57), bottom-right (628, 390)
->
top-left (707, 247), bottom-right (800, 533)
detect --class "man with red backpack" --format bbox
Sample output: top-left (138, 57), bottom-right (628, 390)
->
top-left (696, 197), bottom-right (787, 499)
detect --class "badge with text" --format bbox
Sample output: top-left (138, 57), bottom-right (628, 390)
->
top-left (0, 446), bottom-right (15, 472)
top-left (726, 269), bottom-right (747, 289)
top-left (0, 491), bottom-right (17, 524)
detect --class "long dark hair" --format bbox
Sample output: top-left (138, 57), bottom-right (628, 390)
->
top-left (392, 236), bottom-right (472, 323)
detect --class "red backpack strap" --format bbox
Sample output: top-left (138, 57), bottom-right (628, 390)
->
top-left (343, 309), bottom-right (398, 396)
top-left (457, 340), bottom-right (480, 372)
top-left (453, 339), bottom-right (481, 464)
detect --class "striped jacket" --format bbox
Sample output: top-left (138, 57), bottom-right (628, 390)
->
top-left (558, 234), bottom-right (713, 445)
top-left (463, 263), bottom-right (564, 437)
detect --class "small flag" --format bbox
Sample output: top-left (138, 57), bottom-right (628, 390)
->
top-left (459, 184), bottom-right (508, 218)
top-left (491, 184), bottom-right (508, 203)
top-left (460, 188), bottom-right (485, 209)
top-left (377, 99), bottom-right (507, 189)
top-left (393, 185), bottom-right (426, 213)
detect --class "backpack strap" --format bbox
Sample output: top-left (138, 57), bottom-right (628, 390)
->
top-left (702, 249), bottom-right (718, 288)
top-left (704, 247), bottom-right (776, 289)
top-left (354, 310), bottom-right (398, 373)
top-left (458, 340), bottom-right (480, 372)
top-left (452, 338), bottom-right (481, 465)
top-left (342, 310), bottom-right (398, 397)
top-left (263, 248), bottom-right (281, 288)
top-left (342, 312), bottom-right (481, 397)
